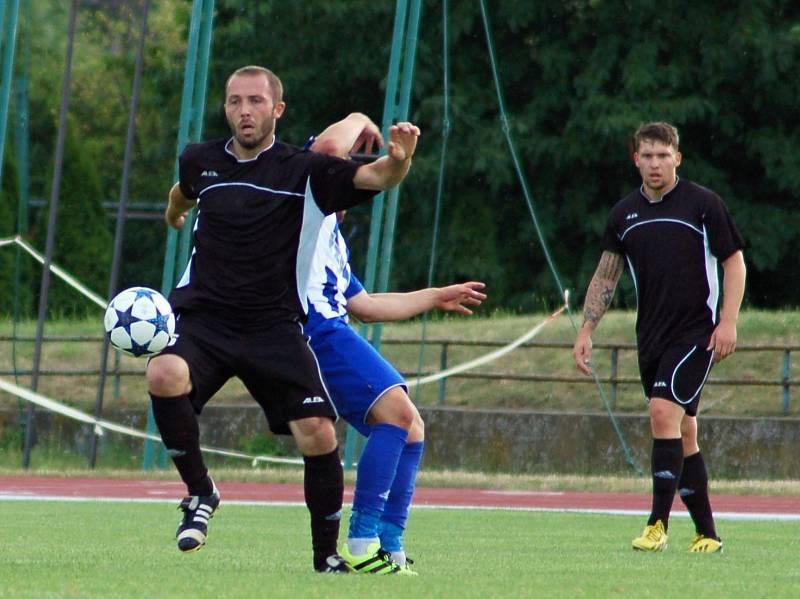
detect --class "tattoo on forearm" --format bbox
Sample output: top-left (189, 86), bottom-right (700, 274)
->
top-left (582, 252), bottom-right (624, 324)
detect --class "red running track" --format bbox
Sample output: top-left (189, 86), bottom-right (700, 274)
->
top-left (0, 476), bottom-right (798, 517)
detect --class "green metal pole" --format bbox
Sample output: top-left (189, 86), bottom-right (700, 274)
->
top-left (0, 0), bottom-right (20, 187)
top-left (145, 0), bottom-right (212, 470)
top-left (177, 0), bottom-right (214, 269)
top-left (345, 0), bottom-right (421, 470)
top-left (159, 0), bottom-right (203, 297)
top-left (369, 0), bottom-right (421, 349)
top-left (361, 0), bottom-right (408, 298)
top-left (13, 0), bottom-right (27, 235)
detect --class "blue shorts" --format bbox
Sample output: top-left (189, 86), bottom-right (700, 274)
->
top-left (308, 323), bottom-right (406, 437)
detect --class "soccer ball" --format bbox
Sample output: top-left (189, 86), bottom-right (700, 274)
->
top-left (104, 287), bottom-right (176, 357)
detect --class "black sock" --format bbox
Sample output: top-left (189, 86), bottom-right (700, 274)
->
top-left (648, 438), bottom-right (683, 530)
top-left (150, 393), bottom-right (211, 496)
top-left (678, 452), bottom-right (718, 538)
top-left (303, 448), bottom-right (344, 570)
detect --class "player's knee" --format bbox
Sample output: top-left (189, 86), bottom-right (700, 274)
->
top-left (407, 412), bottom-right (425, 443)
top-left (368, 387), bottom-right (416, 431)
top-left (649, 398), bottom-right (683, 436)
top-left (290, 417), bottom-right (338, 456)
top-left (146, 355), bottom-right (190, 396)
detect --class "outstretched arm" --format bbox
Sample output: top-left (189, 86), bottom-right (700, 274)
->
top-left (352, 122), bottom-right (420, 191)
top-left (347, 281), bottom-right (486, 324)
top-left (707, 250), bottom-right (746, 362)
top-left (572, 250), bottom-right (625, 375)
top-left (310, 112), bottom-right (383, 159)
top-left (165, 182), bottom-right (197, 230)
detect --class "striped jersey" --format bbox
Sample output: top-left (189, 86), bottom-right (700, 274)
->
top-left (601, 178), bottom-right (744, 360)
top-left (304, 215), bottom-right (364, 335)
top-left (170, 137), bottom-right (376, 323)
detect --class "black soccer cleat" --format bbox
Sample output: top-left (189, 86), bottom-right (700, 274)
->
top-left (315, 554), bottom-right (354, 574)
top-left (176, 480), bottom-right (220, 553)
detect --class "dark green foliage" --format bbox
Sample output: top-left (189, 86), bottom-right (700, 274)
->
top-left (0, 150), bottom-right (34, 317)
top-left (32, 123), bottom-right (111, 316)
top-left (9, 0), bottom-right (800, 312)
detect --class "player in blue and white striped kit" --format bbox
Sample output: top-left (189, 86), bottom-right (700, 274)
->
top-left (306, 113), bottom-right (486, 574)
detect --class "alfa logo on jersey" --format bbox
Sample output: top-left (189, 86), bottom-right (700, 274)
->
top-left (303, 396), bottom-right (325, 404)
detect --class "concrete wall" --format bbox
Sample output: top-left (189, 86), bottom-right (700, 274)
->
top-left (2, 405), bottom-right (798, 478)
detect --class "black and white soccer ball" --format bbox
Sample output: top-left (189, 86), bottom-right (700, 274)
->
top-left (104, 287), bottom-right (176, 358)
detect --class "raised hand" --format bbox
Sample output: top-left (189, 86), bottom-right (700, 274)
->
top-left (387, 122), bottom-right (420, 162)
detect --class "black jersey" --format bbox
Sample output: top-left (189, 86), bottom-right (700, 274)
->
top-left (601, 178), bottom-right (744, 360)
top-left (170, 137), bottom-right (377, 322)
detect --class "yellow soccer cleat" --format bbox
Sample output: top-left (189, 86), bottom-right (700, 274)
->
top-left (688, 534), bottom-right (723, 553)
top-left (339, 542), bottom-right (412, 575)
top-left (632, 520), bottom-right (668, 552)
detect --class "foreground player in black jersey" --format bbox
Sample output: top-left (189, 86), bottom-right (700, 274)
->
top-left (146, 65), bottom-right (419, 573)
top-left (572, 122), bottom-right (746, 553)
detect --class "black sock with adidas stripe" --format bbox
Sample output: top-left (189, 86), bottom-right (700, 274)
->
top-left (648, 437), bottom-right (684, 530)
top-left (150, 393), bottom-right (212, 496)
top-left (678, 451), bottom-right (718, 539)
top-left (304, 448), bottom-right (344, 571)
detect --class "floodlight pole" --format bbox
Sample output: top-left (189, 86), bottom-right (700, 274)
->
top-left (88, 0), bottom-right (150, 469)
top-left (22, 0), bottom-right (78, 469)
top-left (144, 0), bottom-right (214, 470)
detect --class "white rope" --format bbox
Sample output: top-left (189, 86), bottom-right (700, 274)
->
top-left (1, 237), bottom-right (566, 465)
top-left (0, 377), bottom-right (303, 465)
top-left (406, 292), bottom-right (568, 388)
top-left (10, 236), bottom-right (107, 309)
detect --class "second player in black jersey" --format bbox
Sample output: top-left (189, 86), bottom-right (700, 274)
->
top-left (145, 65), bottom-right (420, 573)
top-left (573, 122), bottom-right (746, 555)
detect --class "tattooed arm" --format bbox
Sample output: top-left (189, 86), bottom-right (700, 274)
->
top-left (572, 251), bottom-right (625, 375)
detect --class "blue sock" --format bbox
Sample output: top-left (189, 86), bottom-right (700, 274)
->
top-left (349, 423), bottom-right (408, 540)
top-left (379, 441), bottom-right (424, 551)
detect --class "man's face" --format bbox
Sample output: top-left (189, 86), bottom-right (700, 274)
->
top-left (224, 74), bottom-right (285, 151)
top-left (634, 139), bottom-right (682, 194)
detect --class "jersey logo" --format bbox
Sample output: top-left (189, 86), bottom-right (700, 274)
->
top-left (201, 170), bottom-right (219, 177)
top-left (653, 381), bottom-right (667, 388)
top-left (625, 212), bottom-right (639, 221)
top-left (303, 396), bottom-right (325, 404)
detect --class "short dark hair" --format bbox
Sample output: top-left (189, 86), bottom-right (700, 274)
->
top-left (225, 66), bottom-right (283, 104)
top-left (633, 122), bottom-right (679, 151)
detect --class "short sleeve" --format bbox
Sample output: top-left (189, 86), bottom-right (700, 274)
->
top-left (345, 272), bottom-right (365, 299)
top-left (600, 210), bottom-right (625, 256)
top-left (178, 144), bottom-right (203, 200)
top-left (703, 194), bottom-right (745, 260)
top-left (306, 152), bottom-right (378, 214)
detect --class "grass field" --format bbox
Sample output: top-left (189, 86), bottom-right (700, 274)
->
top-left (1, 309), bottom-right (798, 416)
top-left (1, 501), bottom-right (798, 598)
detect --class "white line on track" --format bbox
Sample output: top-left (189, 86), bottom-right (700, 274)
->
top-left (1, 494), bottom-right (798, 521)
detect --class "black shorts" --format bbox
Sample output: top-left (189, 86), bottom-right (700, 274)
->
top-left (638, 344), bottom-right (714, 417)
top-left (158, 311), bottom-right (336, 435)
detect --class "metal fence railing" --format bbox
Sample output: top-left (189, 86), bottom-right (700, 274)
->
top-left (2, 335), bottom-right (798, 413)
top-left (381, 339), bottom-right (800, 413)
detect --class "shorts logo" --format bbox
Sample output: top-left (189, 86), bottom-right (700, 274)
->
top-left (303, 396), bottom-right (325, 404)
top-left (653, 381), bottom-right (667, 388)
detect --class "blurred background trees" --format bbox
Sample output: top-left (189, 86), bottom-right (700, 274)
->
top-left (3, 0), bottom-right (798, 315)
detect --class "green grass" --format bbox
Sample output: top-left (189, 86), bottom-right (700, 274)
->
top-left (1, 502), bottom-right (798, 598)
top-left (2, 309), bottom-right (798, 416)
